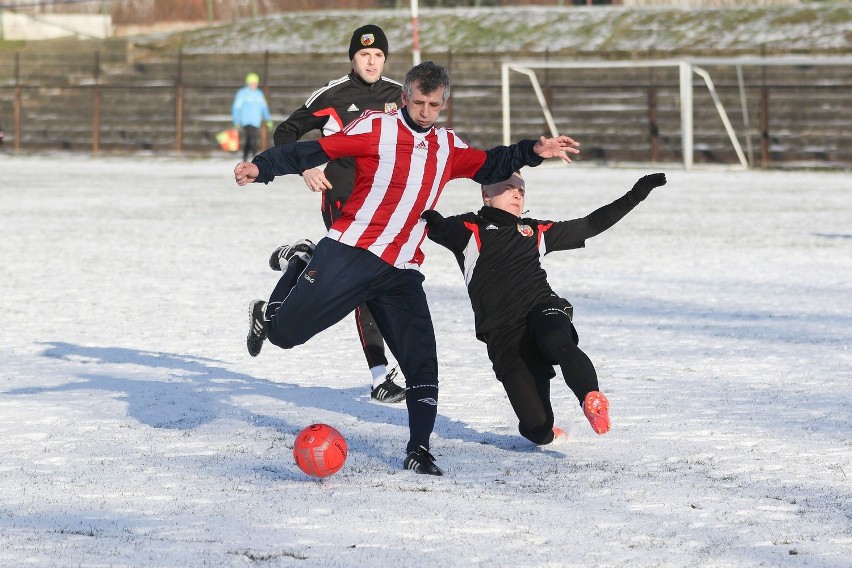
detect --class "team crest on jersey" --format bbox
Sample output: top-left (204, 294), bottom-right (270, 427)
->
top-left (384, 102), bottom-right (398, 113)
top-left (360, 33), bottom-right (375, 47)
top-left (517, 224), bottom-right (534, 237)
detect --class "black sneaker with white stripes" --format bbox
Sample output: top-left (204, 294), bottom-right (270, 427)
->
top-left (370, 367), bottom-right (406, 403)
top-left (403, 446), bottom-right (443, 476)
top-left (269, 239), bottom-right (316, 271)
top-left (246, 300), bottom-right (267, 357)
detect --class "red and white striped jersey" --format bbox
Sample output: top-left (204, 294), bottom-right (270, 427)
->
top-left (318, 109), bottom-right (487, 269)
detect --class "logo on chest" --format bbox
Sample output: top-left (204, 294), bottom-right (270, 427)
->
top-left (517, 224), bottom-right (534, 237)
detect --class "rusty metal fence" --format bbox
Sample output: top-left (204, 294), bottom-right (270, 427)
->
top-left (1, 48), bottom-right (851, 168)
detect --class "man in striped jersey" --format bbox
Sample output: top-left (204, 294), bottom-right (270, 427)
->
top-left (234, 61), bottom-right (579, 475)
top-left (271, 25), bottom-right (406, 404)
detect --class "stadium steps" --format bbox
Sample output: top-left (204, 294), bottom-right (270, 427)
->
top-left (2, 43), bottom-right (850, 165)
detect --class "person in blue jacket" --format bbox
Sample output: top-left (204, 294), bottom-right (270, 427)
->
top-left (232, 72), bottom-right (272, 162)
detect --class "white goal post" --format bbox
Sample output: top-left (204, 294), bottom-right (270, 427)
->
top-left (501, 56), bottom-right (852, 170)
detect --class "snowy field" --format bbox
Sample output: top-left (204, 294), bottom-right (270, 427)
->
top-left (0, 154), bottom-right (850, 567)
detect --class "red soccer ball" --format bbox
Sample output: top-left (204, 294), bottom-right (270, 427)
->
top-left (292, 423), bottom-right (348, 478)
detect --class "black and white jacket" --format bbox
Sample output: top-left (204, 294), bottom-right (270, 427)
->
top-left (422, 189), bottom-right (646, 341)
top-left (273, 72), bottom-right (402, 204)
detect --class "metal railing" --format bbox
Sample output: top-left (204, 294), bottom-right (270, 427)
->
top-left (2, 49), bottom-right (850, 168)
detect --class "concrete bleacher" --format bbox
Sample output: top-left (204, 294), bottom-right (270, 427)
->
top-left (1, 40), bottom-right (850, 167)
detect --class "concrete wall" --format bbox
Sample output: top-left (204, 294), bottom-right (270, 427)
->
top-left (0, 12), bottom-right (112, 41)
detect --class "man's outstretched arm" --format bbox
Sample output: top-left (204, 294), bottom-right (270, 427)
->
top-left (543, 173), bottom-right (668, 253)
top-left (234, 140), bottom-right (331, 186)
top-left (471, 135), bottom-right (580, 186)
top-left (584, 173), bottom-right (668, 239)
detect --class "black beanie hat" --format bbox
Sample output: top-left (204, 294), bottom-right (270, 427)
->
top-left (349, 25), bottom-right (389, 60)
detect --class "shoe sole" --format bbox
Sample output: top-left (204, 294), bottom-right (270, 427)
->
top-left (269, 247), bottom-right (284, 271)
top-left (584, 392), bottom-right (611, 435)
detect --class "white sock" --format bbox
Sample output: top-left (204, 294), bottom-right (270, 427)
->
top-left (370, 365), bottom-right (387, 389)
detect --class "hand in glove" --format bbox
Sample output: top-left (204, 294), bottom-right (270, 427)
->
top-left (420, 209), bottom-right (445, 230)
top-left (629, 173), bottom-right (667, 201)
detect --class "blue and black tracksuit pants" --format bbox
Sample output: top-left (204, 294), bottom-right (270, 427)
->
top-left (264, 237), bottom-right (439, 453)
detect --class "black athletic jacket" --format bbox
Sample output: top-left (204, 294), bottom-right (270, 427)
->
top-left (273, 72), bottom-right (402, 205)
top-left (422, 189), bottom-right (647, 341)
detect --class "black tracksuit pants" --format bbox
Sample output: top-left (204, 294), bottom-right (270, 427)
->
top-left (263, 238), bottom-right (439, 453)
top-left (490, 298), bottom-right (599, 445)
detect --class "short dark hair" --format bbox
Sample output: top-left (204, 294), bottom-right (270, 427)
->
top-left (403, 61), bottom-right (451, 103)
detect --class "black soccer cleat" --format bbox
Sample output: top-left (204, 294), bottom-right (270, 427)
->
top-left (246, 299), bottom-right (267, 357)
top-left (403, 446), bottom-right (443, 476)
top-left (269, 239), bottom-right (316, 271)
top-left (370, 367), bottom-right (406, 403)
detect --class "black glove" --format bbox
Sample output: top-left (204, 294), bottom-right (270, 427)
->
top-left (420, 209), bottom-right (445, 230)
top-left (629, 173), bottom-right (667, 201)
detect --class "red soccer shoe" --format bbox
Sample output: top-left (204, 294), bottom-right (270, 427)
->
top-left (583, 391), bottom-right (611, 435)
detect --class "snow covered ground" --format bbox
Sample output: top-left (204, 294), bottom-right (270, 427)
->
top-left (0, 154), bottom-right (850, 567)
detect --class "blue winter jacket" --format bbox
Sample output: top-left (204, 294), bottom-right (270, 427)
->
top-left (231, 86), bottom-right (271, 128)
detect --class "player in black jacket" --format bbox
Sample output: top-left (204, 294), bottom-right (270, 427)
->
top-left (422, 171), bottom-right (667, 445)
top-left (270, 25), bottom-right (406, 403)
